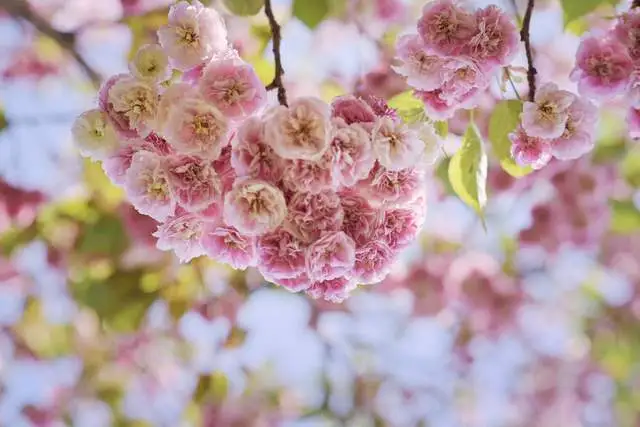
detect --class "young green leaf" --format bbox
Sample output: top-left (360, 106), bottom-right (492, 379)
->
top-left (448, 123), bottom-right (488, 224)
top-left (223, 0), bottom-right (264, 16)
top-left (293, 0), bottom-right (330, 29)
top-left (560, 0), bottom-right (619, 27)
top-left (610, 199), bottom-right (640, 233)
top-left (434, 120), bottom-right (448, 138)
top-left (488, 99), bottom-right (532, 177)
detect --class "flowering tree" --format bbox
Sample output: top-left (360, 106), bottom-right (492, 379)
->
top-left (1, 0), bottom-right (640, 425)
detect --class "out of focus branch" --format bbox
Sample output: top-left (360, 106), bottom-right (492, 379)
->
top-left (520, 0), bottom-right (536, 101)
top-left (634, 0), bottom-right (640, 9)
top-left (2, 0), bottom-right (101, 88)
top-left (263, 0), bottom-right (288, 107)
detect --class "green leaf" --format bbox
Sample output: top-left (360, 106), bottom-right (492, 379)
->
top-left (488, 99), bottom-right (533, 177)
top-left (434, 120), bottom-right (448, 138)
top-left (293, 0), bottom-right (330, 29)
top-left (610, 200), bottom-right (640, 233)
top-left (448, 124), bottom-right (488, 223)
top-left (622, 149), bottom-right (640, 188)
top-left (0, 105), bottom-right (7, 131)
top-left (387, 91), bottom-right (426, 124)
top-left (194, 372), bottom-right (229, 403)
top-left (560, 0), bottom-right (619, 27)
top-left (223, 0), bottom-right (264, 16)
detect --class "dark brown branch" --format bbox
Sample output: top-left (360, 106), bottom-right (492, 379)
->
top-left (2, 0), bottom-right (101, 88)
top-left (633, 0), bottom-right (640, 9)
top-left (520, 0), bottom-right (536, 101)
top-left (263, 0), bottom-right (288, 107)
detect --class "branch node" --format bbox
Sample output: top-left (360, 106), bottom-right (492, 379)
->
top-left (263, 0), bottom-right (288, 107)
top-left (520, 0), bottom-right (536, 101)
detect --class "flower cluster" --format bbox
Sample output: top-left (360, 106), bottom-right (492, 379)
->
top-left (72, 1), bottom-right (437, 302)
top-left (510, 82), bottom-right (598, 170)
top-left (571, 9), bottom-right (640, 137)
top-left (394, 0), bottom-right (519, 119)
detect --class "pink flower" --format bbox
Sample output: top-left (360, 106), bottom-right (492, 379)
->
top-left (124, 150), bottom-right (176, 221)
top-left (103, 134), bottom-right (173, 185)
top-left (212, 145), bottom-right (236, 194)
top-left (357, 162), bottom-right (424, 206)
top-left (329, 119), bottom-right (375, 187)
top-left (201, 224), bottom-right (256, 269)
top-left (101, 75), bottom-right (158, 139)
top-left (199, 57), bottom-right (267, 119)
top-left (231, 117), bottom-right (284, 183)
top-left (614, 10), bottom-right (640, 62)
top-left (417, 0), bottom-right (476, 57)
top-left (257, 227), bottom-right (307, 279)
top-left (282, 151), bottom-right (335, 194)
top-left (466, 5), bottom-right (519, 68)
top-left (285, 191), bottom-right (344, 243)
top-left (305, 231), bottom-right (356, 281)
top-left (340, 191), bottom-right (383, 247)
top-left (166, 155), bottom-right (221, 212)
top-left (156, 83), bottom-right (196, 132)
top-left (165, 95), bottom-right (229, 159)
top-left (521, 82), bottom-right (575, 139)
top-left (509, 126), bottom-right (551, 170)
top-left (352, 240), bottom-right (394, 284)
top-left (154, 210), bottom-right (207, 262)
top-left (264, 97), bottom-right (331, 161)
top-left (306, 276), bottom-right (356, 303)
top-left (275, 273), bottom-right (312, 292)
top-left (393, 34), bottom-right (451, 91)
top-left (570, 36), bottom-right (633, 99)
top-left (378, 207), bottom-right (420, 250)
top-left (330, 95), bottom-right (377, 125)
top-left (223, 179), bottom-right (287, 235)
top-left (157, 0), bottom-right (228, 70)
top-left (360, 95), bottom-right (400, 121)
top-left (549, 96), bottom-right (598, 160)
top-left (627, 107), bottom-right (640, 138)
top-left (372, 116), bottom-right (429, 170)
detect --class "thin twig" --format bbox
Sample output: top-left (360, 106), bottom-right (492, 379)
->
top-left (520, 0), bottom-right (536, 101)
top-left (2, 0), bottom-right (101, 88)
top-left (504, 68), bottom-right (522, 100)
top-left (263, 0), bottom-right (288, 107)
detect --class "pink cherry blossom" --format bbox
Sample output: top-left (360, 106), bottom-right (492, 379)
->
top-left (329, 119), bottom-right (375, 187)
top-left (417, 0), bottom-right (476, 57)
top-left (264, 97), bottom-right (331, 161)
top-left (223, 178), bottom-right (287, 235)
top-left (199, 57), bottom-right (267, 119)
top-left (372, 116), bottom-right (431, 170)
top-left (164, 95), bottom-right (229, 159)
top-left (305, 231), bottom-right (356, 281)
top-left (102, 75), bottom-right (159, 139)
top-left (509, 126), bottom-right (552, 170)
top-left (393, 34), bottom-right (451, 91)
top-left (352, 240), bottom-right (395, 284)
top-left (154, 210), bottom-right (207, 262)
top-left (614, 10), bottom-right (640, 62)
top-left (231, 117), bottom-right (284, 184)
top-left (124, 150), bottom-right (176, 221)
top-left (466, 5), bottom-right (519, 68)
top-left (549, 96), bottom-right (598, 160)
top-left (357, 162), bottom-right (425, 206)
top-left (377, 207), bottom-right (420, 251)
top-left (306, 276), bottom-right (357, 303)
top-left (330, 95), bottom-right (377, 125)
top-left (157, 0), bottom-right (228, 70)
top-left (521, 82), bottom-right (575, 139)
top-left (257, 227), bottom-right (307, 279)
top-left (276, 273), bottom-right (312, 292)
top-left (166, 155), bottom-right (221, 212)
top-left (281, 151), bottom-right (335, 194)
top-left (570, 35), bottom-right (633, 99)
top-left (627, 107), bottom-right (640, 138)
top-left (340, 191), bottom-right (383, 248)
top-left (103, 134), bottom-right (173, 186)
top-left (360, 94), bottom-right (400, 122)
top-left (72, 109), bottom-right (119, 160)
top-left (212, 145), bottom-right (237, 194)
top-left (285, 191), bottom-right (344, 243)
top-left (156, 83), bottom-right (196, 133)
top-left (201, 224), bottom-right (256, 269)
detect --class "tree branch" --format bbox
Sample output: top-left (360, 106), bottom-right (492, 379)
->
top-left (634, 0), bottom-right (640, 9)
top-left (520, 0), bottom-right (536, 101)
top-left (263, 0), bottom-right (288, 107)
top-left (2, 0), bottom-right (101, 88)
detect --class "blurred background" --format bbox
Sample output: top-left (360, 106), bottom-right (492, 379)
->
top-left (1, 0), bottom-right (640, 426)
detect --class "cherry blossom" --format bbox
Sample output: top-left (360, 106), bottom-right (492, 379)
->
top-left (521, 83), bottom-right (575, 139)
top-left (124, 150), bottom-right (176, 221)
top-left (223, 179), bottom-right (287, 236)
top-left (72, 109), bottom-right (119, 160)
top-left (305, 231), bottom-right (356, 281)
top-left (201, 224), bottom-right (256, 269)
